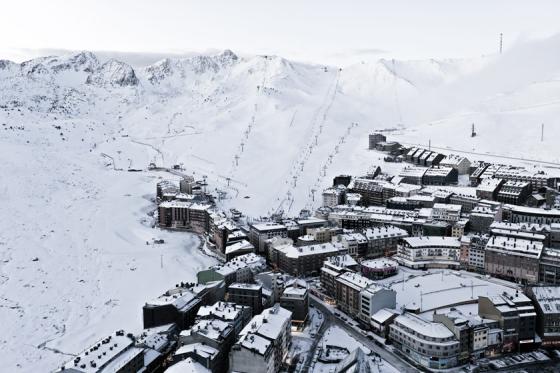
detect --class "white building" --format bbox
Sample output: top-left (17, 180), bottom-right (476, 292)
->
top-left (396, 236), bottom-right (461, 269)
top-left (335, 271), bottom-right (396, 323)
top-left (322, 187), bottom-right (345, 207)
top-left (229, 305), bottom-right (292, 373)
top-left (249, 223), bottom-right (288, 253)
top-left (359, 286), bottom-right (396, 324)
top-left (390, 313), bottom-right (460, 370)
top-left (432, 203), bottom-right (462, 223)
top-left (439, 154), bottom-right (471, 175)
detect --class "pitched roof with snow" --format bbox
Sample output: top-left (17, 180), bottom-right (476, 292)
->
top-left (164, 357), bottom-right (210, 373)
top-left (395, 313), bottom-right (455, 340)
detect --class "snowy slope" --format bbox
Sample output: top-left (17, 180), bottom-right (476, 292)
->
top-left (1, 36), bottom-right (560, 371)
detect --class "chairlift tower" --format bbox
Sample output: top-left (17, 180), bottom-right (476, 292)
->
top-left (499, 33), bottom-right (503, 54)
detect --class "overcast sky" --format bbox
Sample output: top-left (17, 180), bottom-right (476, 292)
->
top-left (1, 0), bottom-right (559, 66)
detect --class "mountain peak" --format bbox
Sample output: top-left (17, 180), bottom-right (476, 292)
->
top-left (86, 58), bottom-right (139, 87)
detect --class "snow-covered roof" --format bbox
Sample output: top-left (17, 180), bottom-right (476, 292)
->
top-left (490, 228), bottom-right (546, 242)
top-left (212, 253), bottom-right (266, 276)
top-left (336, 272), bottom-right (376, 291)
top-left (339, 232), bottom-right (367, 243)
top-left (224, 240), bottom-right (254, 255)
top-left (251, 222), bottom-right (286, 232)
top-left (360, 258), bottom-right (399, 270)
top-left (440, 154), bottom-right (469, 166)
top-left (239, 305), bottom-right (291, 343)
top-left (408, 194), bottom-right (436, 202)
top-left (296, 217), bottom-right (328, 226)
top-left (323, 254), bottom-right (358, 271)
top-left (433, 203), bottom-right (462, 212)
top-left (507, 205), bottom-right (560, 217)
top-left (399, 166), bottom-right (427, 178)
top-left (184, 319), bottom-right (232, 342)
top-left (477, 178), bottom-right (503, 192)
top-left (159, 200), bottom-right (212, 210)
top-left (529, 287), bottom-right (560, 314)
top-left (175, 343), bottom-right (218, 359)
top-left (371, 308), bottom-right (399, 324)
top-left (395, 313), bottom-right (455, 339)
top-left (100, 346), bottom-right (144, 372)
top-left (390, 270), bottom-right (522, 312)
top-left (136, 330), bottom-right (169, 352)
top-left (147, 288), bottom-right (197, 310)
top-left (486, 236), bottom-right (543, 258)
top-left (362, 225), bottom-right (408, 240)
top-left (424, 166), bottom-right (454, 176)
top-left (401, 236), bottom-right (461, 249)
top-left (61, 332), bottom-right (137, 372)
top-left (165, 357), bottom-right (210, 373)
top-left (229, 282), bottom-right (262, 291)
top-left (282, 286), bottom-right (308, 297)
top-left (489, 221), bottom-right (550, 232)
top-left (237, 332), bottom-right (272, 356)
top-left (273, 241), bottom-right (343, 259)
top-left (421, 304), bottom-right (495, 327)
top-left (197, 301), bottom-right (247, 321)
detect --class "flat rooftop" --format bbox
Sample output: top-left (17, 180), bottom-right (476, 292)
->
top-left (402, 236), bottom-right (461, 249)
top-left (386, 269), bottom-right (522, 312)
top-left (486, 236), bottom-right (544, 258)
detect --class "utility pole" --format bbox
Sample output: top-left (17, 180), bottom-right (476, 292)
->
top-left (160, 254), bottom-right (163, 269)
top-left (234, 155), bottom-right (239, 166)
top-left (499, 33), bottom-right (503, 54)
top-left (429, 139), bottom-right (431, 151)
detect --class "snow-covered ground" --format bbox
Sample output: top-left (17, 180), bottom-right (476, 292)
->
top-left (0, 109), bottom-right (216, 371)
top-left (2, 35), bottom-right (560, 371)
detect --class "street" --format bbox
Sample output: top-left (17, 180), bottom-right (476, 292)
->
top-left (301, 295), bottom-right (421, 373)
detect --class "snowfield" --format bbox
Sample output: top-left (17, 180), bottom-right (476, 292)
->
top-left (0, 111), bottom-right (216, 371)
top-left (1, 35), bottom-right (560, 371)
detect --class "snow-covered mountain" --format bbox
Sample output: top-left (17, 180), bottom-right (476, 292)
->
top-left (2, 35), bottom-right (560, 371)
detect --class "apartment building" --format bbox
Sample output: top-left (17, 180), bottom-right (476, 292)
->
top-left (484, 236), bottom-right (543, 284)
top-left (390, 313), bottom-right (460, 369)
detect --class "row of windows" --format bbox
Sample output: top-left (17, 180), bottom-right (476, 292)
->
top-left (393, 325), bottom-right (456, 343)
top-left (391, 332), bottom-right (457, 357)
